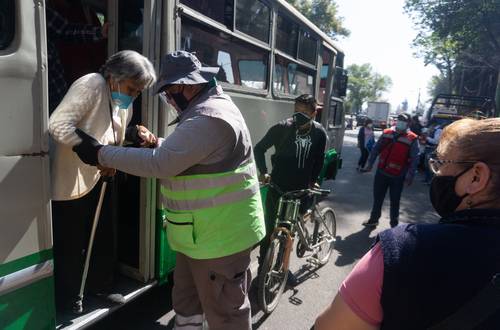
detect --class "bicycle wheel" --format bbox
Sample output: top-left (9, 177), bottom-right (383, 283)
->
top-left (313, 207), bottom-right (337, 265)
top-left (257, 232), bottom-right (289, 314)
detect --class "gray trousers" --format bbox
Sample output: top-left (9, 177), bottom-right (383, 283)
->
top-left (173, 249), bottom-right (252, 330)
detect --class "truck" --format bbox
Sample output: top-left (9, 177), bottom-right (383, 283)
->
top-left (366, 101), bottom-right (390, 129)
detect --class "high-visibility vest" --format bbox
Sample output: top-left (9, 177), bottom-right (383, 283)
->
top-left (378, 129), bottom-right (417, 176)
top-left (160, 161), bottom-right (265, 259)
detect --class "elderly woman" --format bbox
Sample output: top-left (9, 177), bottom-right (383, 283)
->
top-left (49, 50), bottom-right (156, 309)
top-left (315, 118), bottom-right (500, 329)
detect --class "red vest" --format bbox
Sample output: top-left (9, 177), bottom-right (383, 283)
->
top-left (378, 129), bottom-right (417, 176)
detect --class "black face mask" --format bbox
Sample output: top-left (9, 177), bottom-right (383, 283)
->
top-left (293, 112), bottom-right (312, 128)
top-left (429, 167), bottom-right (471, 218)
top-left (170, 90), bottom-right (190, 111)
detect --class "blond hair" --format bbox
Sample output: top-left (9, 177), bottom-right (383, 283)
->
top-left (438, 118), bottom-right (500, 193)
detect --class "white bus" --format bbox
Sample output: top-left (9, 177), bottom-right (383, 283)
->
top-left (0, 0), bottom-right (347, 328)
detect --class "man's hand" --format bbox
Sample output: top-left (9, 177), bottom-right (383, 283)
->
top-left (97, 164), bottom-right (116, 177)
top-left (72, 129), bottom-right (103, 166)
top-left (259, 173), bottom-right (271, 184)
top-left (137, 125), bottom-right (158, 147)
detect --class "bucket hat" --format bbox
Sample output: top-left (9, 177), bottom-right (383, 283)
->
top-left (154, 51), bottom-right (220, 93)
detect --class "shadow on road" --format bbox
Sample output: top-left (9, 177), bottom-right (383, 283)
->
top-left (334, 226), bottom-right (376, 266)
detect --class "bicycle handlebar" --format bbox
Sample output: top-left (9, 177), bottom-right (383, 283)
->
top-left (261, 183), bottom-right (330, 199)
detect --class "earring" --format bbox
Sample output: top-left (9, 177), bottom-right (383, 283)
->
top-left (466, 199), bottom-right (473, 209)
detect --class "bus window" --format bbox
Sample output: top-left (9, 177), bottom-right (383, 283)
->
top-left (273, 55), bottom-right (314, 96)
top-left (235, 0), bottom-right (270, 43)
top-left (328, 100), bottom-right (344, 129)
top-left (318, 48), bottom-right (333, 104)
top-left (181, 18), bottom-right (269, 90)
top-left (238, 59), bottom-right (267, 89)
top-left (180, 0), bottom-right (234, 29)
top-left (217, 50), bottom-right (235, 84)
top-left (276, 14), bottom-right (298, 56)
top-left (0, 0), bottom-right (15, 50)
top-left (118, 1), bottom-right (143, 52)
top-left (298, 30), bottom-right (317, 65)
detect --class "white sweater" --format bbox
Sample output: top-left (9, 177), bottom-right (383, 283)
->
top-left (49, 73), bottom-right (132, 201)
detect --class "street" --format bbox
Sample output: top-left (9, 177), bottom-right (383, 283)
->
top-left (89, 128), bottom-right (440, 330)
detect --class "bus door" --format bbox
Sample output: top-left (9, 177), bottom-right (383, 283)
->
top-left (109, 0), bottom-right (168, 284)
top-left (0, 1), bottom-right (55, 329)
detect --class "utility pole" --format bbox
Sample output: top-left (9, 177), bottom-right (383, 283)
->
top-left (416, 89), bottom-right (421, 114)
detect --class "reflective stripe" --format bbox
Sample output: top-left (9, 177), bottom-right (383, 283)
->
top-left (0, 260), bottom-right (53, 296)
top-left (163, 165), bottom-right (256, 192)
top-left (162, 183), bottom-right (259, 211)
top-left (174, 313), bottom-right (203, 330)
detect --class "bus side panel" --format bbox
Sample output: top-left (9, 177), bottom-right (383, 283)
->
top-left (0, 0), bottom-right (54, 327)
top-left (0, 277), bottom-right (55, 330)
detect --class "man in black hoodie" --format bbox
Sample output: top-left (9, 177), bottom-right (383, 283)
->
top-left (254, 94), bottom-right (327, 285)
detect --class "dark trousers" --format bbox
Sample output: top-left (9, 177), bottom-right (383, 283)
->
top-left (369, 170), bottom-right (405, 225)
top-left (358, 147), bottom-right (369, 168)
top-left (52, 179), bottom-right (117, 309)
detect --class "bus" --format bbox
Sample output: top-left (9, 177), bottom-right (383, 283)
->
top-left (0, 0), bottom-right (347, 328)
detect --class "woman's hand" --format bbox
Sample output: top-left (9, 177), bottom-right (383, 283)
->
top-left (137, 125), bottom-right (157, 147)
top-left (97, 164), bottom-right (116, 177)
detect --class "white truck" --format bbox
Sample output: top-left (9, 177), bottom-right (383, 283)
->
top-left (366, 102), bottom-right (390, 129)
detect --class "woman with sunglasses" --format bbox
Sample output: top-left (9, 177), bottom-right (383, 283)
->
top-left (315, 118), bottom-right (500, 330)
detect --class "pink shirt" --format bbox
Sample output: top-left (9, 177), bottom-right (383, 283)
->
top-left (339, 242), bottom-right (384, 326)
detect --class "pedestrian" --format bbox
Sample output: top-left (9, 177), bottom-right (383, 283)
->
top-left (46, 4), bottom-right (110, 113)
top-left (71, 50), bottom-right (265, 330)
top-left (422, 122), bottom-right (444, 184)
top-left (357, 118), bottom-right (375, 171)
top-left (315, 118), bottom-right (500, 330)
top-left (361, 113), bottom-right (419, 228)
top-left (48, 50), bottom-right (157, 309)
top-left (409, 115), bottom-right (423, 136)
top-left (253, 94), bottom-right (327, 286)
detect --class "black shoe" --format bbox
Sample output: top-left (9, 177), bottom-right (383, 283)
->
top-left (286, 271), bottom-right (298, 287)
top-left (390, 221), bottom-right (399, 228)
top-left (362, 220), bottom-right (379, 227)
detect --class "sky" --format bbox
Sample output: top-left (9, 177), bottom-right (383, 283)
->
top-left (334, 0), bottom-right (439, 112)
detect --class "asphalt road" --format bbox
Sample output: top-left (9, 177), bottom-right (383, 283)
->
top-left (90, 128), bottom-right (439, 330)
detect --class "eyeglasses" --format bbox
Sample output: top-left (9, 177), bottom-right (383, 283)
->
top-left (428, 153), bottom-right (478, 174)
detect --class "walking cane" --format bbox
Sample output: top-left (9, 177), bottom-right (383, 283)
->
top-left (73, 176), bottom-right (111, 314)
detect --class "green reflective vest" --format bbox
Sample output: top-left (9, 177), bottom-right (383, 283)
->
top-left (160, 162), bottom-right (266, 259)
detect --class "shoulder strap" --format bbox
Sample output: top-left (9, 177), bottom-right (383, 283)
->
top-left (428, 273), bottom-right (500, 330)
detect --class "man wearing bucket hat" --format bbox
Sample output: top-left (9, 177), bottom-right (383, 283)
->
top-left (72, 51), bottom-right (266, 329)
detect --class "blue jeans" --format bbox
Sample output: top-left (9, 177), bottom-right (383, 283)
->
top-left (369, 170), bottom-right (405, 225)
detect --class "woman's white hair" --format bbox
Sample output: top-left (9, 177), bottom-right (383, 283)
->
top-left (100, 50), bottom-right (156, 88)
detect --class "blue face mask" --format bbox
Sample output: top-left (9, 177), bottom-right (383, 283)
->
top-left (396, 120), bottom-right (408, 132)
top-left (111, 84), bottom-right (134, 109)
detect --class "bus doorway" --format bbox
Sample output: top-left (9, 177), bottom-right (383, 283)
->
top-left (47, 0), bottom-right (157, 327)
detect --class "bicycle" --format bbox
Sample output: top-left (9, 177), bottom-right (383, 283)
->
top-left (257, 184), bottom-right (337, 314)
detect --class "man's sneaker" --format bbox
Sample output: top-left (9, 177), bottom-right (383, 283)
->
top-left (362, 220), bottom-right (379, 227)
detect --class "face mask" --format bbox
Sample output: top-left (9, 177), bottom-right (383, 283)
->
top-left (111, 84), bottom-right (134, 109)
top-left (293, 112), bottom-right (312, 128)
top-left (429, 167), bottom-right (470, 218)
top-left (395, 120), bottom-right (408, 132)
top-left (169, 90), bottom-right (190, 112)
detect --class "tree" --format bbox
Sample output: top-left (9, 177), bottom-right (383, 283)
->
top-left (285, 0), bottom-right (350, 39)
top-left (345, 63), bottom-right (392, 114)
top-left (427, 74), bottom-right (450, 99)
top-left (405, 0), bottom-right (500, 107)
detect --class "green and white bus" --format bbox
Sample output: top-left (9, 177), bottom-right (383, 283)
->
top-left (0, 0), bottom-right (347, 328)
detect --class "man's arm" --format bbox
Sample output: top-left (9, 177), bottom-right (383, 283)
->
top-left (253, 125), bottom-right (280, 175)
top-left (426, 128), bottom-right (442, 145)
top-left (310, 130), bottom-right (327, 184)
top-left (98, 117), bottom-right (235, 178)
top-left (405, 140), bottom-right (420, 184)
top-left (366, 137), bottom-right (385, 169)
